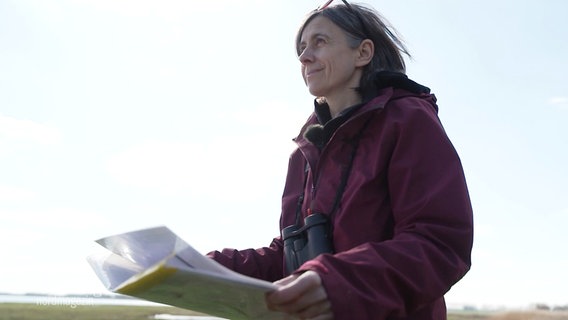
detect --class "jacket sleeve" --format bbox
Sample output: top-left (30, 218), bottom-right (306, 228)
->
top-left (297, 99), bottom-right (474, 319)
top-left (206, 237), bottom-right (285, 283)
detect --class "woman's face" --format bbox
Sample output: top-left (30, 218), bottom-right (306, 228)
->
top-left (298, 16), bottom-right (361, 100)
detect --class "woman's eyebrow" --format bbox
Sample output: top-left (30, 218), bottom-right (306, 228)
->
top-left (301, 32), bottom-right (330, 45)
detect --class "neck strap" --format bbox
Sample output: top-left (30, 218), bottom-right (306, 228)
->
top-left (294, 114), bottom-right (374, 226)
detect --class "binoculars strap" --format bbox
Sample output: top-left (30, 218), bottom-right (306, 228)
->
top-left (293, 114), bottom-right (376, 227)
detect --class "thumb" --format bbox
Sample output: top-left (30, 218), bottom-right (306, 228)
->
top-left (273, 273), bottom-right (301, 287)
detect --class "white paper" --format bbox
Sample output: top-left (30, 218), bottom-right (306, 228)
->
top-left (87, 226), bottom-right (287, 320)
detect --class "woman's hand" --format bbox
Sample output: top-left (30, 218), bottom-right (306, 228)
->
top-left (266, 270), bottom-right (333, 320)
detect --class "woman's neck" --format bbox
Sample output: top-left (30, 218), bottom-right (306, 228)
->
top-left (324, 91), bottom-right (362, 118)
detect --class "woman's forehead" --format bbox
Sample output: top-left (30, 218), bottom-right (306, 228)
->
top-left (300, 16), bottom-right (340, 41)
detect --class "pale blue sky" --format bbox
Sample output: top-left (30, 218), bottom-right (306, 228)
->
top-left (1, 0), bottom-right (567, 309)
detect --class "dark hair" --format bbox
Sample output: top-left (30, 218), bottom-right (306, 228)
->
top-left (295, 3), bottom-right (410, 100)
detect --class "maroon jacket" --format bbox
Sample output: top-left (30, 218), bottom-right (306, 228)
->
top-left (209, 82), bottom-right (473, 319)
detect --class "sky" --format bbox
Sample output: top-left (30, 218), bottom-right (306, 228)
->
top-left (1, 0), bottom-right (567, 310)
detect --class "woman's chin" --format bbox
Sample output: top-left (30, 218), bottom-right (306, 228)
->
top-left (307, 87), bottom-right (326, 98)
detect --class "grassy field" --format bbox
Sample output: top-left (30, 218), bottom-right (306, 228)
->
top-left (0, 303), bottom-right (207, 320)
top-left (1, 303), bottom-right (567, 320)
top-left (448, 310), bottom-right (568, 320)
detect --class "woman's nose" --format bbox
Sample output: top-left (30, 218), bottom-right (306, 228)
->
top-left (298, 48), bottom-right (314, 65)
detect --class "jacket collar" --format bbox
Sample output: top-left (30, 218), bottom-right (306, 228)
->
top-left (294, 89), bottom-right (393, 150)
top-left (312, 71), bottom-right (430, 125)
top-left (294, 72), bottom-right (432, 148)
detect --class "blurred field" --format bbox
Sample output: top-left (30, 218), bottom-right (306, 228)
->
top-left (482, 311), bottom-right (568, 320)
top-left (449, 310), bottom-right (568, 320)
top-left (0, 303), bottom-right (207, 320)
top-left (1, 303), bottom-right (568, 320)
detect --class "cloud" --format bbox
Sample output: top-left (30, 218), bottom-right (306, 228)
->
top-left (0, 185), bottom-right (37, 202)
top-left (548, 96), bottom-right (568, 109)
top-left (0, 113), bottom-right (62, 146)
top-left (69, 0), bottom-right (267, 18)
top-left (0, 207), bottom-right (111, 230)
top-left (106, 100), bottom-right (305, 199)
top-left (106, 137), bottom-right (290, 200)
top-left (0, 206), bottom-right (115, 295)
top-left (106, 139), bottom-right (203, 193)
top-left (219, 100), bottom-right (307, 136)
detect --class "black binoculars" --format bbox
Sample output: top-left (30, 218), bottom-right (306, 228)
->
top-left (282, 213), bottom-right (334, 274)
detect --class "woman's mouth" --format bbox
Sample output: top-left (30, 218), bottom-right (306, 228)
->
top-left (306, 69), bottom-right (322, 78)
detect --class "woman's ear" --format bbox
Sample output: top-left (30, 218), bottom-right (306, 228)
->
top-left (355, 39), bottom-right (374, 67)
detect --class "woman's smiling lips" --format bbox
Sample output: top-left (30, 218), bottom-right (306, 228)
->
top-left (306, 68), bottom-right (323, 78)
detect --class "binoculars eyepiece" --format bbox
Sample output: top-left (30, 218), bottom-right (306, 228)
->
top-left (282, 213), bottom-right (334, 274)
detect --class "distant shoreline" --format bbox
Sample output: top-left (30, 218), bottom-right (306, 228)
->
top-left (2, 293), bottom-right (566, 314)
top-left (0, 293), bottom-right (161, 306)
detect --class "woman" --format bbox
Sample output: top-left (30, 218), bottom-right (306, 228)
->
top-left (208, 1), bottom-right (473, 319)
